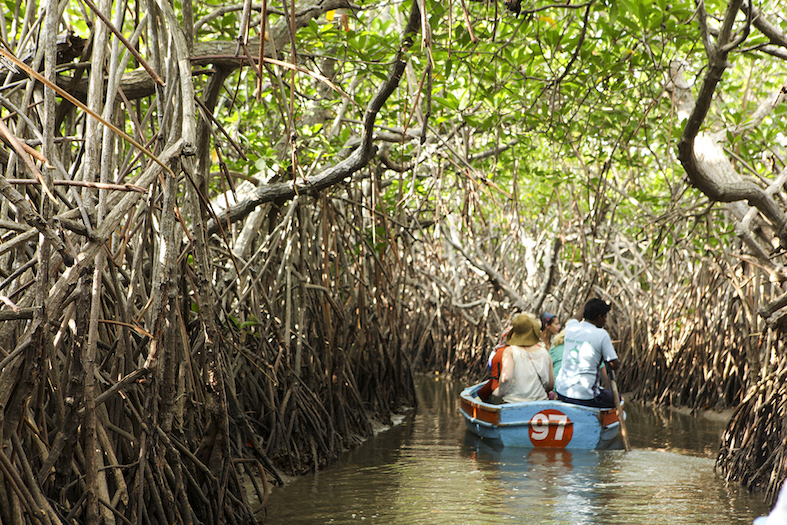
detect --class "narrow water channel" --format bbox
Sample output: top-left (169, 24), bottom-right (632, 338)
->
top-left (261, 375), bottom-right (771, 524)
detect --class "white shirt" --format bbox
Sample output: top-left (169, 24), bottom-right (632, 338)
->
top-left (554, 319), bottom-right (617, 400)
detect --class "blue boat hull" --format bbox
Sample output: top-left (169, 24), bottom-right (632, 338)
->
top-left (459, 382), bottom-right (624, 450)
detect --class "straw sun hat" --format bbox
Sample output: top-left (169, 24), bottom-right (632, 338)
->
top-left (506, 314), bottom-right (540, 347)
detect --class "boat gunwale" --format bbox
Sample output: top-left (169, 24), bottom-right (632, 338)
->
top-left (460, 382), bottom-right (616, 417)
top-left (459, 382), bottom-right (624, 450)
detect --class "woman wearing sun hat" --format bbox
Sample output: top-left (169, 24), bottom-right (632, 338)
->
top-left (491, 313), bottom-right (554, 403)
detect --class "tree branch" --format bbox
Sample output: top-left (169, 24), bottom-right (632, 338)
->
top-left (442, 227), bottom-right (530, 312)
top-left (206, 1), bottom-right (423, 235)
top-left (741, 0), bottom-right (787, 48)
top-left (532, 237), bottom-right (562, 314)
top-left (678, 0), bottom-right (787, 245)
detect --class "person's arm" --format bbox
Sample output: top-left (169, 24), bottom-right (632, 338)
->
top-left (545, 355), bottom-right (555, 392)
top-left (600, 331), bottom-right (619, 370)
top-left (492, 347), bottom-right (514, 397)
top-left (599, 363), bottom-right (612, 391)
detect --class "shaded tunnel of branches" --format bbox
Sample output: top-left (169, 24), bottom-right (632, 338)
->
top-left (1, 0), bottom-right (787, 523)
top-left (418, 211), bottom-right (787, 505)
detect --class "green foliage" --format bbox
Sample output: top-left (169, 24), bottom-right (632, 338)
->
top-left (228, 314), bottom-right (260, 338)
top-left (178, 0), bottom-right (787, 266)
top-left (63, 3), bottom-right (90, 35)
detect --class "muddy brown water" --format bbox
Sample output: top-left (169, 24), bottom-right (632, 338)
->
top-left (259, 375), bottom-right (772, 524)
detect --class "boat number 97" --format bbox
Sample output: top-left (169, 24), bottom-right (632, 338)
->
top-left (529, 409), bottom-right (574, 447)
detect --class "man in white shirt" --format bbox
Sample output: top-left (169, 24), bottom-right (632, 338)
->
top-left (554, 298), bottom-right (620, 408)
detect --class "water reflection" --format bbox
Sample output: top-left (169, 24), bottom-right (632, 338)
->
top-left (623, 400), bottom-right (727, 458)
top-left (465, 439), bottom-right (607, 524)
top-left (261, 376), bottom-right (770, 524)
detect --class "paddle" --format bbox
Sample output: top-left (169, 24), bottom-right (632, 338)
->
top-left (607, 367), bottom-right (630, 451)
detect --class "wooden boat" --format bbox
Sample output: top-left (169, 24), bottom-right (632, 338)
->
top-left (459, 382), bottom-right (625, 449)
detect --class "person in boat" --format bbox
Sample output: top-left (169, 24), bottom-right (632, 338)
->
top-left (477, 318), bottom-right (516, 402)
top-left (554, 298), bottom-right (620, 408)
top-left (491, 313), bottom-right (554, 403)
top-left (487, 317), bottom-right (515, 379)
top-left (539, 311), bottom-right (561, 348)
top-left (549, 329), bottom-right (566, 380)
top-left (540, 311), bottom-right (565, 381)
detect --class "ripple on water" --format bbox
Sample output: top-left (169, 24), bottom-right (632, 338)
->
top-left (260, 378), bottom-right (771, 524)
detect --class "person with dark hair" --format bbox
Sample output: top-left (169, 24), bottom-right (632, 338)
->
top-left (554, 298), bottom-right (620, 408)
top-left (540, 311), bottom-right (565, 391)
top-left (539, 312), bottom-right (561, 348)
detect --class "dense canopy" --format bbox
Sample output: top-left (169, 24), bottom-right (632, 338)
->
top-left (1, 0), bottom-right (787, 522)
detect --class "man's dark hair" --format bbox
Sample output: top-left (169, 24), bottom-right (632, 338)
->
top-left (583, 298), bottom-right (611, 321)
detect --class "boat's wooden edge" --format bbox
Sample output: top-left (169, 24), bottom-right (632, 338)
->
top-left (460, 384), bottom-right (622, 429)
top-left (459, 397), bottom-right (501, 425)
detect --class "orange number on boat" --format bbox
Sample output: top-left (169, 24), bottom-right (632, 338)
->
top-left (529, 409), bottom-right (573, 448)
